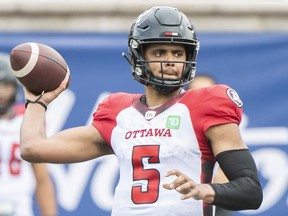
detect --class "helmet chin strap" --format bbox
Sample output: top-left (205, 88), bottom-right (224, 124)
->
top-left (152, 84), bottom-right (181, 94)
top-left (146, 62), bottom-right (182, 93)
top-left (148, 75), bottom-right (181, 93)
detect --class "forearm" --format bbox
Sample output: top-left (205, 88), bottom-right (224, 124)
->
top-left (20, 102), bottom-right (47, 161)
top-left (35, 178), bottom-right (57, 216)
top-left (210, 149), bottom-right (263, 210)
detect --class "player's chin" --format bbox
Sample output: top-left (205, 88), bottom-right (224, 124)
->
top-left (156, 74), bottom-right (179, 80)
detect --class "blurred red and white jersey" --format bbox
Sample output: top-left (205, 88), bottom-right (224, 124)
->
top-left (0, 104), bottom-right (35, 216)
top-left (93, 84), bottom-right (243, 216)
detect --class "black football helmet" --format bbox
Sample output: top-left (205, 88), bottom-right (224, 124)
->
top-left (124, 6), bottom-right (199, 93)
top-left (0, 52), bottom-right (18, 114)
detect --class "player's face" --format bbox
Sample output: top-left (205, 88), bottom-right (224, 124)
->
top-left (144, 44), bottom-right (186, 80)
top-left (0, 82), bottom-right (16, 108)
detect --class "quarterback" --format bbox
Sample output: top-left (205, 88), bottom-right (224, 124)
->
top-left (19, 6), bottom-right (263, 216)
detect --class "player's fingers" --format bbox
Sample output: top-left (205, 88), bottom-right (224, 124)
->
top-left (59, 68), bottom-right (70, 90)
top-left (163, 172), bottom-right (192, 190)
top-left (165, 169), bottom-right (183, 177)
top-left (47, 70), bottom-right (70, 99)
top-left (162, 171), bottom-right (184, 190)
top-left (180, 187), bottom-right (201, 200)
top-left (162, 183), bottom-right (173, 190)
top-left (180, 191), bottom-right (198, 200)
top-left (173, 174), bottom-right (189, 187)
top-left (176, 180), bottom-right (196, 195)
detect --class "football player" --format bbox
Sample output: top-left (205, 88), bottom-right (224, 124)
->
top-left (20, 6), bottom-right (263, 216)
top-left (0, 53), bottom-right (57, 216)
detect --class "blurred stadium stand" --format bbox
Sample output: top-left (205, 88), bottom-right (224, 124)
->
top-left (1, 0), bottom-right (288, 32)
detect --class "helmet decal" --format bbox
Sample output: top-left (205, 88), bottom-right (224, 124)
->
top-left (164, 32), bottom-right (179, 36)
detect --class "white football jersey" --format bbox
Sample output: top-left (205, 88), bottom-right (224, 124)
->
top-left (93, 85), bottom-right (243, 216)
top-left (0, 105), bottom-right (35, 216)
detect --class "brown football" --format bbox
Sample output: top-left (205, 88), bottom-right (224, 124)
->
top-left (10, 42), bottom-right (69, 95)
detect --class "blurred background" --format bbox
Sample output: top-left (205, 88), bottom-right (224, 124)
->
top-left (0, 0), bottom-right (287, 216)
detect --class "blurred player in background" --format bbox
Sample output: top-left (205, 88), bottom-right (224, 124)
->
top-left (0, 53), bottom-right (57, 216)
top-left (188, 74), bottom-right (217, 89)
top-left (19, 6), bottom-right (262, 216)
top-left (189, 74), bottom-right (232, 216)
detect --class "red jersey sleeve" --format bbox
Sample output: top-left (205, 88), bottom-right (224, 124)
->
top-left (92, 92), bottom-right (138, 146)
top-left (186, 84), bottom-right (243, 161)
top-left (92, 95), bottom-right (114, 146)
top-left (200, 84), bottom-right (243, 132)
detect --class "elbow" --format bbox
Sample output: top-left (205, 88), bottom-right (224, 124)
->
top-left (242, 180), bottom-right (263, 210)
top-left (250, 182), bottom-right (263, 209)
top-left (20, 142), bottom-right (38, 163)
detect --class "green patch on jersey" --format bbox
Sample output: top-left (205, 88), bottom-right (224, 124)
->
top-left (166, 116), bottom-right (181, 129)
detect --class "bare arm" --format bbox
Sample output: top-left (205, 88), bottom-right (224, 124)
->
top-left (20, 72), bottom-right (113, 163)
top-left (207, 123), bottom-right (247, 155)
top-left (212, 123), bottom-right (241, 184)
top-left (32, 163), bottom-right (57, 216)
top-left (213, 167), bottom-right (228, 183)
